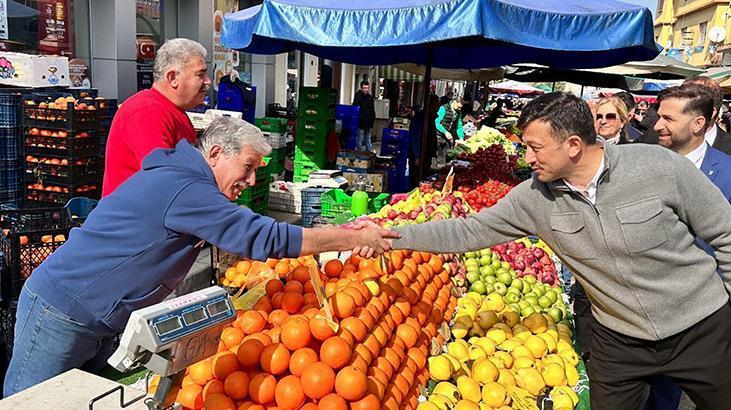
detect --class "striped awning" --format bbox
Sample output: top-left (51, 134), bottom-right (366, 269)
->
top-left (379, 65), bottom-right (423, 82)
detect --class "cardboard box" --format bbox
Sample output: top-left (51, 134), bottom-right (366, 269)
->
top-left (342, 171), bottom-right (388, 193)
top-left (336, 150), bottom-right (374, 170)
top-left (0, 52), bottom-right (71, 88)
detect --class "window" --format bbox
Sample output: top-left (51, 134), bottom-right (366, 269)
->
top-left (700, 22), bottom-right (708, 44)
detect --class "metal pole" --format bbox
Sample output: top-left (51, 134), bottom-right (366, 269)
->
top-left (419, 48), bottom-right (433, 181)
top-left (552, 81), bottom-right (556, 92)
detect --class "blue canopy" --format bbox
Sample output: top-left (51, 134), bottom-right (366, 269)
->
top-left (221, 0), bottom-right (660, 69)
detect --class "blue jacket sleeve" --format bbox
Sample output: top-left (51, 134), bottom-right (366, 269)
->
top-left (163, 181), bottom-right (302, 260)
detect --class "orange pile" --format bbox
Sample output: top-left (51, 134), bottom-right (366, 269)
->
top-left (177, 251), bottom-right (457, 410)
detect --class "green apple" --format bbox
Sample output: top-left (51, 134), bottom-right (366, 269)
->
top-left (509, 303), bottom-right (521, 313)
top-left (466, 271), bottom-right (480, 284)
top-left (518, 300), bottom-right (530, 310)
top-left (524, 274), bottom-right (537, 284)
top-left (480, 266), bottom-right (496, 277)
top-left (498, 271), bottom-right (513, 286)
top-left (510, 278), bottom-right (524, 292)
top-left (484, 284), bottom-right (495, 295)
top-left (521, 306), bottom-right (536, 317)
top-left (504, 292), bottom-right (521, 304)
top-left (501, 262), bottom-right (511, 270)
top-left (522, 281), bottom-right (532, 293)
top-left (470, 281), bottom-right (487, 295)
top-left (547, 307), bottom-right (564, 322)
top-left (491, 259), bottom-right (502, 269)
top-left (493, 282), bottom-right (508, 296)
top-left (480, 249), bottom-right (493, 257)
top-left (544, 289), bottom-right (558, 305)
top-left (492, 251), bottom-right (501, 260)
top-left (484, 276), bottom-right (497, 285)
top-left (480, 255), bottom-right (492, 266)
top-left (532, 285), bottom-right (545, 297)
top-left (524, 295), bottom-right (539, 306)
top-left (538, 296), bottom-right (552, 309)
top-left (465, 251), bottom-right (477, 258)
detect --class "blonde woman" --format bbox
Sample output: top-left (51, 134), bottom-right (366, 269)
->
top-left (595, 97), bottom-right (632, 145)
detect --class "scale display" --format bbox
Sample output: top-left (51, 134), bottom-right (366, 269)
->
top-left (155, 317), bottom-right (183, 336)
top-left (182, 308), bottom-right (207, 326)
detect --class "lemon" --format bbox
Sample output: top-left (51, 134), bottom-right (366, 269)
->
top-left (493, 351), bottom-right (514, 368)
top-left (454, 400), bottom-right (480, 410)
top-left (542, 354), bottom-right (566, 369)
top-left (516, 367), bottom-right (546, 396)
top-left (512, 356), bottom-right (536, 370)
top-left (483, 293), bottom-right (505, 311)
top-left (552, 385), bottom-right (580, 405)
top-left (457, 376), bottom-right (482, 402)
top-left (428, 394), bottom-right (453, 409)
top-left (511, 345), bottom-right (535, 360)
top-left (565, 364), bottom-right (580, 387)
top-left (537, 333), bottom-right (557, 353)
top-left (541, 362), bottom-right (567, 387)
top-left (474, 337), bottom-right (497, 355)
top-left (497, 369), bottom-right (516, 387)
top-left (481, 382), bottom-right (508, 407)
top-left (448, 341), bottom-right (470, 362)
top-left (428, 355), bottom-right (454, 381)
top-left (469, 345), bottom-right (488, 361)
top-left (471, 358), bottom-right (499, 384)
top-left (417, 401), bottom-right (440, 410)
top-left (524, 335), bottom-right (548, 358)
top-left (432, 382), bottom-right (459, 404)
top-left (486, 328), bottom-right (508, 344)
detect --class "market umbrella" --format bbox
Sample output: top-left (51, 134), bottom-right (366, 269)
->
top-left (489, 80), bottom-right (544, 96)
top-left (221, 0), bottom-right (660, 178)
top-left (393, 64), bottom-right (505, 82)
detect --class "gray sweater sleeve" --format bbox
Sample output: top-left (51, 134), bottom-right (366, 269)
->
top-left (672, 155), bottom-right (731, 293)
top-left (392, 181), bottom-right (536, 253)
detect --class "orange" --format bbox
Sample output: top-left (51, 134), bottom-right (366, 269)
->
top-left (274, 375), bottom-right (305, 409)
top-left (244, 332), bottom-right (272, 346)
top-left (284, 280), bottom-right (304, 294)
top-left (349, 393), bottom-right (379, 410)
top-left (176, 383), bottom-right (203, 409)
top-left (274, 262), bottom-right (290, 278)
top-left (309, 315), bottom-right (336, 341)
top-left (203, 379), bottom-right (225, 401)
top-left (300, 404), bottom-right (318, 410)
top-left (268, 309), bottom-right (289, 327)
top-left (237, 339), bottom-right (265, 368)
top-left (237, 403), bottom-right (265, 410)
top-left (238, 311), bottom-right (266, 335)
top-left (224, 371), bottom-right (250, 400)
top-left (266, 327), bottom-right (281, 343)
top-left (395, 324), bottom-right (418, 348)
top-left (249, 373), bottom-right (277, 404)
top-left (182, 375), bottom-right (196, 388)
top-left (303, 293), bottom-right (318, 306)
top-left (343, 287), bottom-right (365, 307)
top-left (323, 259), bottom-right (343, 278)
top-left (353, 344), bottom-right (373, 365)
top-left (280, 293), bottom-right (304, 314)
top-left (265, 279), bottom-right (284, 297)
top-left (300, 361), bottom-right (335, 399)
top-left (204, 393), bottom-right (236, 410)
top-left (334, 366), bottom-right (367, 401)
top-left (317, 393), bottom-right (347, 410)
top-left (330, 293), bottom-right (355, 319)
top-left (212, 351), bottom-right (240, 380)
top-left (189, 360), bottom-right (213, 385)
top-left (366, 376), bottom-right (386, 400)
top-left (280, 316), bottom-right (311, 350)
top-left (288, 265), bottom-right (311, 283)
top-left (235, 260), bottom-right (252, 275)
top-left (221, 327), bottom-right (245, 349)
top-left (320, 336), bottom-right (351, 370)
top-left (373, 357), bottom-right (394, 379)
top-left (289, 347), bottom-right (319, 377)
top-left (260, 343), bottom-right (291, 375)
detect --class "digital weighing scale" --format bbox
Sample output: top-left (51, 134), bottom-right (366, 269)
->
top-left (305, 170), bottom-right (349, 189)
top-left (90, 286), bottom-right (236, 409)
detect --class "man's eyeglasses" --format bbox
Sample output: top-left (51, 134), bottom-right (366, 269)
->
top-left (596, 113), bottom-right (618, 121)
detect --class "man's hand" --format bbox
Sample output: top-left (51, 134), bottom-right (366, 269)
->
top-left (350, 226), bottom-right (400, 258)
top-left (444, 131), bottom-right (454, 144)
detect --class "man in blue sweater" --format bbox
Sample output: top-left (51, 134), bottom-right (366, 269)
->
top-left (3, 116), bottom-right (398, 397)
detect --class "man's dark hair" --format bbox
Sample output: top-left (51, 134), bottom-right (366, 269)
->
top-left (683, 76), bottom-right (722, 114)
top-left (360, 80), bottom-right (370, 87)
top-left (614, 91), bottom-right (636, 111)
top-left (517, 92), bottom-right (596, 145)
top-left (657, 84), bottom-right (714, 127)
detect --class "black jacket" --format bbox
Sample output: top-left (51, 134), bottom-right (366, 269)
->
top-left (352, 90), bottom-right (376, 130)
top-left (713, 126), bottom-right (731, 155)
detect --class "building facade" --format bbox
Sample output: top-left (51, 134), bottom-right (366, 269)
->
top-left (655, 0), bottom-right (731, 66)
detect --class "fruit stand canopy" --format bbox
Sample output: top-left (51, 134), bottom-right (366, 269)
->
top-left (221, 0), bottom-right (660, 69)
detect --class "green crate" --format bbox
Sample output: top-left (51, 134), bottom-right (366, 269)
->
top-left (295, 130), bottom-right (328, 149)
top-left (267, 157), bottom-right (285, 174)
top-left (256, 157), bottom-right (271, 179)
top-left (237, 190), bottom-right (269, 210)
top-left (297, 118), bottom-right (335, 136)
top-left (294, 145), bottom-right (328, 167)
top-left (268, 147), bottom-right (286, 161)
top-left (294, 161), bottom-right (321, 182)
top-left (298, 87), bottom-right (337, 106)
top-left (237, 175), bottom-right (271, 203)
top-left (298, 103), bottom-right (336, 122)
top-left (320, 189), bottom-right (390, 218)
top-left (255, 117), bottom-right (288, 133)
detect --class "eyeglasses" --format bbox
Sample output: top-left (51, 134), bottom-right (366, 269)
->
top-left (596, 113), bottom-right (618, 121)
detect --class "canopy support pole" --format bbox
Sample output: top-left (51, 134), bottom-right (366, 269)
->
top-left (580, 84), bottom-right (585, 98)
top-left (552, 81), bottom-right (556, 92)
top-left (418, 47), bottom-right (434, 181)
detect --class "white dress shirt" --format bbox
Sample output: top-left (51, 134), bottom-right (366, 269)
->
top-left (705, 125), bottom-right (717, 147)
top-left (684, 141), bottom-right (708, 170)
top-left (563, 156), bottom-right (606, 205)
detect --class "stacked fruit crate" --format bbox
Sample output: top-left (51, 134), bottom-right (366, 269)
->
top-left (22, 96), bottom-right (102, 207)
top-left (0, 90), bottom-right (25, 207)
top-left (294, 87), bottom-right (336, 183)
top-left (255, 117), bottom-right (288, 176)
top-left (236, 157), bottom-right (270, 215)
top-left (378, 128), bottom-right (411, 193)
top-left (336, 104), bottom-right (360, 150)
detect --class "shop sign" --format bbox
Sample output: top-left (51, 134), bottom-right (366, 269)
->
top-left (37, 0), bottom-right (74, 57)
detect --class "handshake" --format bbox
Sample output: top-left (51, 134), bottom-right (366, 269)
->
top-left (342, 220), bottom-right (401, 258)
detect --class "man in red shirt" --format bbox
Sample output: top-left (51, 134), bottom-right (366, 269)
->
top-left (102, 38), bottom-right (211, 196)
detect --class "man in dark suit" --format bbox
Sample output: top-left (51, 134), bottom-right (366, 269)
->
top-left (684, 76), bottom-right (731, 155)
top-left (646, 82), bottom-right (731, 410)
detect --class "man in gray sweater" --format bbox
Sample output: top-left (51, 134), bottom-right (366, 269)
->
top-left (390, 92), bottom-right (731, 409)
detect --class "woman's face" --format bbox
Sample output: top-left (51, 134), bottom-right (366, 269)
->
top-left (596, 104), bottom-right (625, 138)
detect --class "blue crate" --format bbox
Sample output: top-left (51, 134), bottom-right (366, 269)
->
top-left (0, 127), bottom-right (22, 159)
top-left (0, 189), bottom-right (20, 206)
top-left (336, 105), bottom-right (360, 127)
top-left (301, 187), bottom-right (329, 210)
top-left (0, 92), bottom-right (24, 127)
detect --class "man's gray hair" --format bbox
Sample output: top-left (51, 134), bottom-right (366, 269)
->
top-left (154, 38), bottom-right (207, 82)
top-left (195, 116), bottom-right (272, 157)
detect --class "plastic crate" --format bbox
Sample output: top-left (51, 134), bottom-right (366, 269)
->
top-left (301, 187), bottom-right (328, 212)
top-left (24, 129), bottom-right (99, 158)
top-left (296, 118), bottom-right (335, 136)
top-left (0, 127), bottom-right (22, 158)
top-left (294, 129), bottom-right (328, 149)
top-left (1, 159), bottom-right (20, 190)
top-left (238, 192), bottom-right (269, 215)
top-left (24, 157), bottom-right (99, 186)
top-left (266, 157), bottom-right (285, 175)
top-left (336, 104), bottom-right (360, 121)
top-left (294, 161), bottom-right (322, 183)
top-left (320, 189), bottom-right (390, 218)
top-left (0, 300), bottom-right (17, 377)
top-left (298, 87), bottom-right (337, 107)
top-left (24, 100), bottom-right (100, 131)
top-left (263, 132), bottom-right (287, 149)
top-left (301, 209), bottom-right (320, 228)
top-left (25, 185), bottom-right (99, 207)
top-left (0, 207), bottom-right (72, 301)
top-left (255, 117), bottom-right (288, 133)
top-left (237, 175), bottom-right (271, 203)
top-left (0, 92), bottom-right (23, 128)
top-left (294, 145), bottom-right (328, 167)
top-left (64, 197), bottom-right (98, 226)
top-left (298, 102), bottom-right (336, 123)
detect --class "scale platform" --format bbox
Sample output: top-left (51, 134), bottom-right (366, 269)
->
top-left (0, 369), bottom-right (149, 410)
